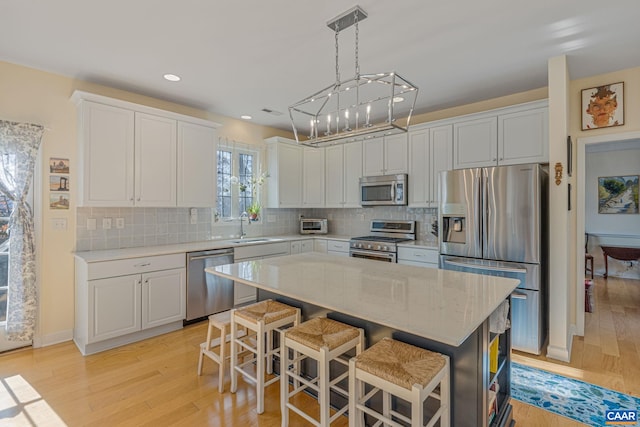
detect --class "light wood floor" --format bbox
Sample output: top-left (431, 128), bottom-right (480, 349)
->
top-left (0, 275), bottom-right (638, 426)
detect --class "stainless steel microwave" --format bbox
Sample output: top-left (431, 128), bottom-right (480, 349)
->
top-left (359, 174), bottom-right (407, 206)
top-left (300, 218), bottom-right (328, 234)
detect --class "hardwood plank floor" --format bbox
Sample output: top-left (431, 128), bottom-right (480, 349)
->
top-left (0, 275), bottom-right (637, 426)
top-left (512, 276), bottom-right (640, 426)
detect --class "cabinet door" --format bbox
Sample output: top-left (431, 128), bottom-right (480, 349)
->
top-left (267, 141), bottom-right (302, 208)
top-left (141, 268), bottom-right (186, 329)
top-left (299, 239), bottom-right (314, 253)
top-left (134, 113), bottom-right (177, 206)
top-left (314, 239), bottom-right (328, 253)
top-left (79, 101), bottom-right (135, 206)
top-left (177, 121), bottom-right (217, 207)
top-left (325, 145), bottom-right (345, 207)
top-left (343, 141), bottom-right (363, 207)
top-left (408, 129), bottom-right (429, 207)
top-left (498, 107), bottom-right (549, 165)
top-left (429, 125), bottom-right (453, 207)
top-left (303, 148), bottom-right (325, 207)
top-left (363, 137), bottom-right (385, 176)
top-left (384, 134), bottom-right (408, 175)
top-left (453, 117), bottom-right (497, 169)
top-left (89, 274), bottom-right (141, 342)
top-left (290, 241), bottom-right (301, 254)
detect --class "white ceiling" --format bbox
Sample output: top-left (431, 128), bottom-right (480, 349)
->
top-left (2, 1), bottom-right (640, 132)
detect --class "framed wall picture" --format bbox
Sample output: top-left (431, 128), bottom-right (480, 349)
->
top-left (49, 157), bottom-right (70, 174)
top-left (598, 175), bottom-right (638, 214)
top-left (581, 82), bottom-right (624, 130)
top-left (49, 175), bottom-right (69, 192)
top-left (49, 193), bottom-right (70, 210)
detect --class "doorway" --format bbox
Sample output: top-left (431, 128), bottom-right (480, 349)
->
top-left (576, 130), bottom-right (640, 336)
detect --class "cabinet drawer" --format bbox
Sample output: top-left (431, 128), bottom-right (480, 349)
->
top-left (327, 240), bottom-right (349, 253)
top-left (234, 241), bottom-right (290, 260)
top-left (397, 247), bottom-right (439, 264)
top-left (87, 253), bottom-right (185, 280)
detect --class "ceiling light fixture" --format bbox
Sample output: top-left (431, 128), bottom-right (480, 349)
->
top-left (288, 5), bottom-right (418, 147)
top-left (241, 115), bottom-right (252, 120)
top-left (163, 73), bottom-right (181, 82)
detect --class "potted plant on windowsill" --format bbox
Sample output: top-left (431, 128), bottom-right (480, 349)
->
top-left (247, 202), bottom-right (261, 221)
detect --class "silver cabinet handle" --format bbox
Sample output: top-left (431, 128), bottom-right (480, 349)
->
top-left (145, 278), bottom-right (149, 284)
top-left (511, 292), bottom-right (527, 300)
top-left (134, 262), bottom-right (151, 268)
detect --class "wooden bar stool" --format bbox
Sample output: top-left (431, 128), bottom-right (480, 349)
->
top-left (230, 299), bottom-right (301, 414)
top-left (280, 317), bottom-right (365, 426)
top-left (197, 310), bottom-right (232, 392)
top-left (348, 337), bottom-right (450, 427)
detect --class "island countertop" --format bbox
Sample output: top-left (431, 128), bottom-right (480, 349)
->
top-left (207, 253), bottom-right (519, 347)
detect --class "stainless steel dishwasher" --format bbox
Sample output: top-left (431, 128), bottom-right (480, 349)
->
top-left (186, 248), bottom-right (234, 322)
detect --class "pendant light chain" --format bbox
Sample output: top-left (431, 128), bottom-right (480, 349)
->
top-left (354, 10), bottom-right (360, 77)
top-left (334, 22), bottom-right (340, 85)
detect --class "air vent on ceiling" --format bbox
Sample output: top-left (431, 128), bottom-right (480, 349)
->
top-left (261, 108), bottom-right (283, 116)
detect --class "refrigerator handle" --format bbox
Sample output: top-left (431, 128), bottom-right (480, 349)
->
top-left (444, 259), bottom-right (527, 274)
top-left (511, 292), bottom-right (528, 300)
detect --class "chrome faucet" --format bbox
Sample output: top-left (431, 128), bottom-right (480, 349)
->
top-left (239, 212), bottom-right (249, 239)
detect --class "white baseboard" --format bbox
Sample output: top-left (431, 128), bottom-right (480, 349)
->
top-left (546, 326), bottom-right (575, 362)
top-left (34, 329), bottom-right (73, 348)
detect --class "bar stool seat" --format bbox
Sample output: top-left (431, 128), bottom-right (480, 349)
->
top-left (230, 299), bottom-right (300, 414)
top-left (197, 310), bottom-right (242, 393)
top-left (349, 337), bottom-right (450, 427)
top-left (281, 317), bottom-right (365, 427)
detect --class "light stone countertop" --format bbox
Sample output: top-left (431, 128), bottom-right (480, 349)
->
top-left (207, 253), bottom-right (518, 347)
top-left (74, 234), bottom-right (351, 263)
top-left (397, 240), bottom-right (439, 249)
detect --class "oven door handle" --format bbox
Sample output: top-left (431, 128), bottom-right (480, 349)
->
top-left (350, 249), bottom-right (396, 262)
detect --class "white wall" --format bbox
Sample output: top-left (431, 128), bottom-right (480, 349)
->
top-left (586, 146), bottom-right (640, 234)
top-left (585, 145), bottom-right (640, 279)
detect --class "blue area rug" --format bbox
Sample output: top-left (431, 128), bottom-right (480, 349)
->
top-left (511, 362), bottom-right (640, 426)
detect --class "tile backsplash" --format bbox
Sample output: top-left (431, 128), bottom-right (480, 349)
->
top-left (76, 206), bottom-right (438, 251)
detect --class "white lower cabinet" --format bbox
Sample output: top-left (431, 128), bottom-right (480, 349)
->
top-left (314, 239), bottom-right (328, 253)
top-left (290, 239), bottom-right (313, 254)
top-left (397, 247), bottom-right (439, 269)
top-left (233, 242), bottom-right (290, 306)
top-left (75, 253), bottom-right (186, 355)
top-left (326, 239), bottom-right (350, 257)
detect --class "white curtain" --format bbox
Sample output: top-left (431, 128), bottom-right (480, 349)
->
top-left (0, 120), bottom-right (43, 341)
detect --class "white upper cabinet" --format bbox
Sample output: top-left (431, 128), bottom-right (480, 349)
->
top-left (363, 134), bottom-right (408, 176)
top-left (77, 101), bottom-right (135, 206)
top-left (265, 137), bottom-right (303, 208)
top-left (343, 141), bottom-right (363, 207)
top-left (453, 101), bottom-right (549, 169)
top-left (325, 145), bottom-right (345, 208)
top-left (72, 91), bottom-right (220, 207)
top-left (453, 117), bottom-right (498, 169)
top-left (177, 122), bottom-right (217, 207)
top-left (498, 107), bottom-right (549, 165)
top-left (408, 125), bottom-right (453, 208)
top-left (134, 112), bottom-right (177, 207)
top-left (303, 147), bottom-right (325, 207)
top-left (325, 141), bottom-right (363, 208)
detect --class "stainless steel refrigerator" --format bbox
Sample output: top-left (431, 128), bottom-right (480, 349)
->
top-left (439, 164), bottom-right (547, 354)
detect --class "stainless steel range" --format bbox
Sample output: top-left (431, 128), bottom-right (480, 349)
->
top-left (349, 220), bottom-right (416, 262)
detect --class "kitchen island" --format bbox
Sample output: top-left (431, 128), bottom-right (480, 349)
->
top-left (206, 253), bottom-right (519, 426)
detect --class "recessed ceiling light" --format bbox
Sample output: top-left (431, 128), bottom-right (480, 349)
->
top-left (163, 74), bottom-right (181, 82)
top-left (241, 115), bottom-right (252, 120)
top-left (393, 96), bottom-right (405, 103)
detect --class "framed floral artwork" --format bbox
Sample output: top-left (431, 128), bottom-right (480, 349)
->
top-left (581, 82), bottom-right (624, 130)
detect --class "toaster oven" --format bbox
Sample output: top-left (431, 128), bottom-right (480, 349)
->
top-left (300, 218), bottom-right (328, 234)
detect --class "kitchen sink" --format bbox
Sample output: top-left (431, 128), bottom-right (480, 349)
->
top-left (229, 238), bottom-right (283, 244)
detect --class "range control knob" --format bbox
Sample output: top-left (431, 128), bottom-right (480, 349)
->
top-left (357, 243), bottom-right (363, 249)
top-left (366, 244), bottom-right (372, 249)
top-left (382, 246), bottom-right (389, 251)
top-left (375, 245), bottom-right (382, 250)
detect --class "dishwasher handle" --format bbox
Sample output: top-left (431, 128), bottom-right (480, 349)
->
top-left (188, 249), bottom-right (234, 262)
